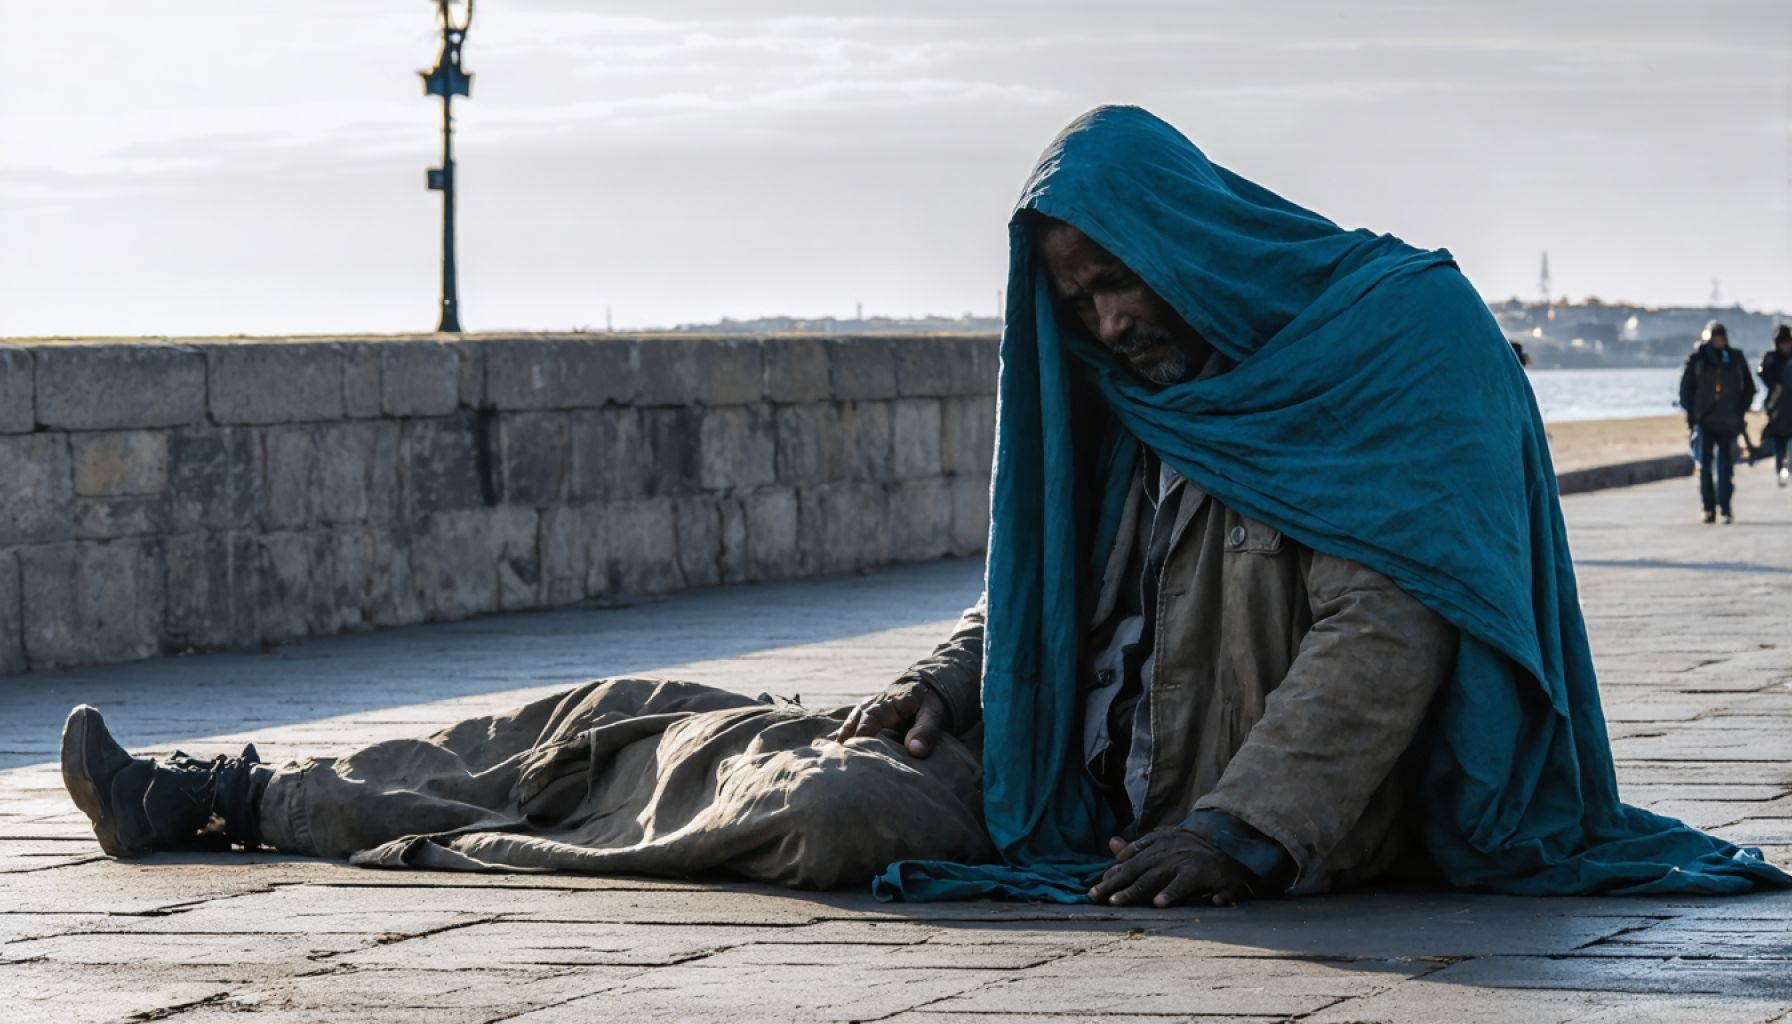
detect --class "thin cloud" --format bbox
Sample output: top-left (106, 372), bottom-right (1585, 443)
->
top-left (1278, 33), bottom-right (1792, 59)
top-left (475, 78), bottom-right (1063, 131)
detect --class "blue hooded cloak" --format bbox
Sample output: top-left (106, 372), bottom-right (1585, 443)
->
top-left (875, 106), bottom-right (1790, 902)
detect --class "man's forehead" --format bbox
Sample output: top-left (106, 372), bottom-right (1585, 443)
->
top-left (1039, 224), bottom-right (1122, 290)
top-left (1040, 223), bottom-right (1113, 261)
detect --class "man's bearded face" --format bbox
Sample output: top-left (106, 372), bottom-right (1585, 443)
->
top-left (1038, 222), bottom-right (1213, 387)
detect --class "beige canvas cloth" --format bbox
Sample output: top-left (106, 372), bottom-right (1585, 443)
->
top-left (258, 678), bottom-right (994, 889)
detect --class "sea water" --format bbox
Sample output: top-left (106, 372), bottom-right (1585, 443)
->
top-left (1526, 367), bottom-right (1686, 423)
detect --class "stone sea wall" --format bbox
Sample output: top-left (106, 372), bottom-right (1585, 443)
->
top-left (0, 335), bottom-right (998, 675)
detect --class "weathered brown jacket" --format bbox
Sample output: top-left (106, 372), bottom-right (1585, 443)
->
top-left (903, 466), bottom-right (1459, 894)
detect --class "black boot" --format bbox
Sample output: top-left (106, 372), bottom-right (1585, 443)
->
top-left (60, 705), bottom-right (271, 858)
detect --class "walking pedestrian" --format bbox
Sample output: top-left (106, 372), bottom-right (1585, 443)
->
top-left (1679, 322), bottom-right (1756, 523)
top-left (1759, 325), bottom-right (1792, 488)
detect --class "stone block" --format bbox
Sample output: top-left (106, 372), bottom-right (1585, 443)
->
top-left (400, 507), bottom-right (539, 620)
top-left (698, 407), bottom-right (776, 492)
top-left (401, 414), bottom-right (488, 515)
top-left (381, 342), bottom-right (460, 417)
top-left (941, 395), bottom-right (996, 476)
top-left (206, 342), bottom-right (346, 424)
top-left (743, 488), bottom-right (799, 581)
top-left (15, 546), bottom-right (71, 667)
top-left (830, 401), bottom-right (892, 482)
top-left (890, 399), bottom-right (943, 480)
top-left (542, 509), bottom-right (598, 605)
top-left (72, 430), bottom-right (167, 497)
top-left (341, 344), bottom-right (382, 418)
top-left (762, 337), bottom-right (830, 403)
top-left (164, 531), bottom-right (260, 652)
top-left (887, 477), bottom-right (953, 562)
top-left (799, 482), bottom-right (887, 574)
top-left (570, 407), bottom-right (647, 503)
top-left (774, 403), bottom-right (830, 486)
top-left (456, 339), bottom-right (487, 409)
top-left (491, 507), bottom-right (541, 611)
top-left (265, 422), bottom-right (399, 528)
top-left (322, 527), bottom-right (375, 632)
top-left (0, 550), bottom-right (22, 674)
top-left (894, 336), bottom-right (997, 397)
top-left (539, 507), bottom-right (597, 605)
top-left (828, 337), bottom-right (897, 401)
top-left (0, 346), bottom-right (32, 433)
top-left (167, 426), bottom-right (262, 531)
top-left (484, 338), bottom-right (636, 411)
top-left (263, 425), bottom-right (331, 527)
top-left (365, 420), bottom-right (403, 522)
top-left (717, 498), bottom-right (750, 584)
top-left (632, 337), bottom-right (700, 408)
top-left (497, 412), bottom-right (571, 506)
top-left (597, 500), bottom-right (683, 596)
top-left (968, 334), bottom-right (1000, 394)
top-left (0, 433), bottom-right (73, 545)
top-left (257, 530), bottom-right (340, 643)
top-left (35, 343), bottom-right (206, 430)
top-left (891, 336), bottom-right (954, 397)
top-left (407, 511), bottom-right (497, 622)
top-left (362, 530), bottom-right (421, 627)
top-left (639, 408), bottom-right (703, 498)
top-left (674, 499), bottom-right (723, 588)
top-left (636, 338), bottom-right (763, 406)
top-left (20, 540), bottom-right (165, 669)
top-left (73, 495), bottom-right (169, 539)
top-left (330, 525), bottom-right (432, 632)
top-left (950, 475), bottom-right (991, 555)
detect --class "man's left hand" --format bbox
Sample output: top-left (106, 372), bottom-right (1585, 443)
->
top-left (1089, 826), bottom-right (1255, 907)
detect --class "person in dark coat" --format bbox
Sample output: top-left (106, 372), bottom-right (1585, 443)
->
top-left (1679, 322), bottom-right (1756, 522)
top-left (1759, 325), bottom-right (1792, 487)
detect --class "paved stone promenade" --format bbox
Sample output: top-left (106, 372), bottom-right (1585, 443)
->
top-left (2, 466), bottom-right (1789, 1023)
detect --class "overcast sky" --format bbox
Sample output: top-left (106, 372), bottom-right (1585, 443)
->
top-left (3, 0), bottom-right (1789, 337)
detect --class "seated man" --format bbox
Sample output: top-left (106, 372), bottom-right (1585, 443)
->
top-left (61, 106), bottom-right (1788, 905)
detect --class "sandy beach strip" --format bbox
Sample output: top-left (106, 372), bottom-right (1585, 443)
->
top-left (1545, 412), bottom-right (1769, 474)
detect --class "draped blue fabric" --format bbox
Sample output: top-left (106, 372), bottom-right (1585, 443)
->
top-left (874, 106), bottom-right (1790, 902)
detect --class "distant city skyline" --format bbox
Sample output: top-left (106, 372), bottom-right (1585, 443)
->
top-left (3, 0), bottom-right (1789, 337)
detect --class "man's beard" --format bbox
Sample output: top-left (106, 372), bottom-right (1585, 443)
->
top-left (1112, 324), bottom-right (1196, 386)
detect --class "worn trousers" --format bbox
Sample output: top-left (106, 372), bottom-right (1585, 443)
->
top-left (1698, 430), bottom-right (1737, 513)
top-left (256, 677), bottom-right (994, 889)
top-left (1769, 434), bottom-right (1790, 475)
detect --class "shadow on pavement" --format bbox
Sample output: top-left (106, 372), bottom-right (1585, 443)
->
top-left (0, 558), bottom-right (985, 770)
top-left (1578, 558), bottom-right (1792, 575)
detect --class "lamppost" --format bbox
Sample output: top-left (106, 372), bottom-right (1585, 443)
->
top-left (421, 0), bottom-right (473, 333)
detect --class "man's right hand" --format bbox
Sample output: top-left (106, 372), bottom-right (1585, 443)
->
top-left (827, 678), bottom-right (948, 758)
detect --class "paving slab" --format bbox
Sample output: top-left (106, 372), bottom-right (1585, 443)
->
top-left (1585, 914), bottom-right (1792, 958)
top-left (1420, 955), bottom-right (1792, 1001)
top-left (922, 954), bottom-right (1424, 1018)
top-left (2, 465), bottom-right (1791, 1022)
top-left (500, 961), bottom-right (997, 1023)
top-left (1303, 982), bottom-right (1791, 1024)
top-left (887, 1017), bottom-right (1279, 1024)
top-left (0, 962), bottom-right (241, 1024)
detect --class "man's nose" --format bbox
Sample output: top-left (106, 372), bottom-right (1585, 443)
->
top-left (1095, 297), bottom-right (1132, 349)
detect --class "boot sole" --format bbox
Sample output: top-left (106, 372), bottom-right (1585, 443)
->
top-left (59, 707), bottom-right (146, 859)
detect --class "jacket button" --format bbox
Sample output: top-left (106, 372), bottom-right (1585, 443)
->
top-left (1227, 525), bottom-right (1247, 548)
top-left (1097, 669), bottom-right (1115, 685)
